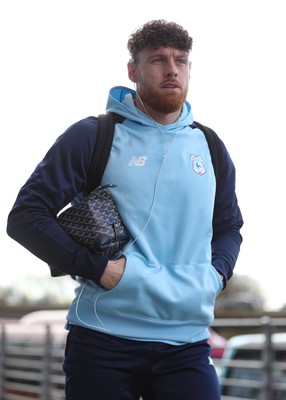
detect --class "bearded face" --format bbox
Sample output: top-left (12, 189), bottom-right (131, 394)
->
top-left (130, 47), bottom-right (191, 115)
top-left (137, 83), bottom-right (188, 113)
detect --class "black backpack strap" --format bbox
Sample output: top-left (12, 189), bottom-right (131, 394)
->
top-left (191, 121), bottom-right (223, 185)
top-left (85, 112), bottom-right (125, 195)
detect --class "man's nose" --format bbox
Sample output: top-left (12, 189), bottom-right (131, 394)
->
top-left (165, 60), bottom-right (178, 77)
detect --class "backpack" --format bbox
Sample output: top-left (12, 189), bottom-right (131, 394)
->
top-left (85, 112), bottom-right (224, 195)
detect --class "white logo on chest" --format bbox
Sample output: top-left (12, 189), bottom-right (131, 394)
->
top-left (128, 156), bottom-right (147, 167)
top-left (190, 154), bottom-right (206, 175)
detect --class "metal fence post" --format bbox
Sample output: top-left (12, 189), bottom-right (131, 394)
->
top-left (40, 324), bottom-right (52, 400)
top-left (0, 325), bottom-right (6, 399)
top-left (260, 316), bottom-right (273, 400)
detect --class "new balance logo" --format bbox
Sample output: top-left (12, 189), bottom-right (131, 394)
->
top-left (128, 156), bottom-right (147, 167)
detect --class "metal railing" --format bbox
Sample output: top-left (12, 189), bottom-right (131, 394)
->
top-left (0, 317), bottom-right (285, 400)
top-left (0, 324), bottom-right (65, 400)
top-left (213, 317), bottom-right (286, 400)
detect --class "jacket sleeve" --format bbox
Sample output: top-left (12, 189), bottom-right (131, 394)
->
top-left (211, 140), bottom-right (243, 287)
top-left (6, 117), bottom-right (109, 283)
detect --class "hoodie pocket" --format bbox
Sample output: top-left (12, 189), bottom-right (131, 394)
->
top-left (95, 253), bottom-right (223, 325)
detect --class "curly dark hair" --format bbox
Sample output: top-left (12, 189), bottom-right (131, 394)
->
top-left (127, 20), bottom-right (193, 62)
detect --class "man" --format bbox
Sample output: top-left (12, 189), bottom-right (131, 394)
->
top-left (7, 20), bottom-right (243, 399)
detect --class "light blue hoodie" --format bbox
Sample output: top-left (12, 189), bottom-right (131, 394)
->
top-left (66, 86), bottom-right (223, 345)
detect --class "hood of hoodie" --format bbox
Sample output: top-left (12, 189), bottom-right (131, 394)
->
top-left (106, 86), bottom-right (194, 128)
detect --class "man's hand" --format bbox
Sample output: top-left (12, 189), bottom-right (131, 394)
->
top-left (100, 257), bottom-right (126, 290)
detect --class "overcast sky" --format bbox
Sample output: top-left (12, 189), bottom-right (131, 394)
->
top-left (1, 0), bottom-right (286, 310)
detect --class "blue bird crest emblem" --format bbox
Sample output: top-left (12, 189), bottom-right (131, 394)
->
top-left (190, 154), bottom-right (206, 175)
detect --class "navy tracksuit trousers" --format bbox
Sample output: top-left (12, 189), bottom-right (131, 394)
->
top-left (63, 325), bottom-right (221, 400)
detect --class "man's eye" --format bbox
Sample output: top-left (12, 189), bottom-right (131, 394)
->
top-left (152, 58), bottom-right (165, 64)
top-left (177, 59), bottom-right (188, 65)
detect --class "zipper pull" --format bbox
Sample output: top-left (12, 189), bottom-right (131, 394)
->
top-left (97, 183), bottom-right (118, 190)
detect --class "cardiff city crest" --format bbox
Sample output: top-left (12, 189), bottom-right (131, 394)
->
top-left (190, 154), bottom-right (206, 175)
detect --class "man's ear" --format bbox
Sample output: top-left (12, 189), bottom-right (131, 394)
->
top-left (127, 62), bottom-right (137, 83)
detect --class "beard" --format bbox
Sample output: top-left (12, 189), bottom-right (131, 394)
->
top-left (137, 84), bottom-right (187, 113)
